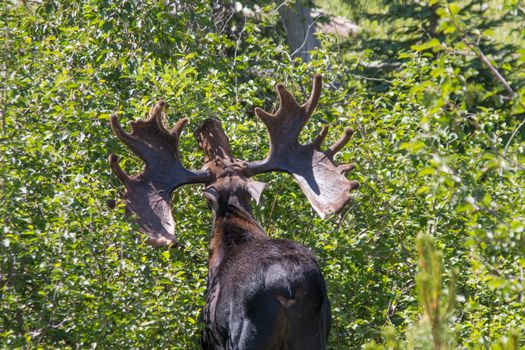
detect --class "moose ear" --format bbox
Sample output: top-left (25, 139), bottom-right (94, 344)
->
top-left (246, 180), bottom-right (266, 205)
top-left (203, 187), bottom-right (219, 211)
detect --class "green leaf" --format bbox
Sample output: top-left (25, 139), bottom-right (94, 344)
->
top-left (448, 3), bottom-right (462, 16)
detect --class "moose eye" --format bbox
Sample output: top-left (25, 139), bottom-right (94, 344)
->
top-left (203, 187), bottom-right (219, 211)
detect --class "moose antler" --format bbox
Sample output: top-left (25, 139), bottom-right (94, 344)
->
top-left (108, 101), bottom-right (210, 247)
top-left (246, 74), bottom-right (359, 218)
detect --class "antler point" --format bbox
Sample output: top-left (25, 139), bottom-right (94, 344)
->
top-left (327, 127), bottom-right (354, 158)
top-left (254, 107), bottom-right (273, 122)
top-left (109, 113), bottom-right (120, 126)
top-left (172, 118), bottom-right (188, 134)
top-left (147, 235), bottom-right (177, 247)
top-left (312, 125), bottom-right (329, 149)
top-left (338, 163), bottom-right (356, 174)
top-left (344, 127), bottom-right (354, 136)
top-left (108, 153), bottom-right (131, 184)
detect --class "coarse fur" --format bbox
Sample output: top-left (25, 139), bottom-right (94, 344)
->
top-left (201, 176), bottom-right (331, 350)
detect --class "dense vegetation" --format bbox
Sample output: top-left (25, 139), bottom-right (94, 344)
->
top-left (1, 0), bottom-right (523, 348)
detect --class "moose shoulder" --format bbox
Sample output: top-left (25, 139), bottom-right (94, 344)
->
top-left (108, 75), bottom-right (359, 349)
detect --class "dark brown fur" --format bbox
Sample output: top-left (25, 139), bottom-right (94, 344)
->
top-left (200, 174), bottom-right (331, 350)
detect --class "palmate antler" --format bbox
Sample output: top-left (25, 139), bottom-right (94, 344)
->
top-left (108, 102), bottom-right (210, 246)
top-left (246, 74), bottom-right (359, 218)
top-left (108, 75), bottom-right (358, 246)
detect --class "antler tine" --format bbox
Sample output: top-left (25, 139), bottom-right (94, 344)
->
top-left (149, 101), bottom-right (189, 138)
top-left (301, 73), bottom-right (322, 118)
top-left (110, 101), bottom-right (174, 165)
top-left (310, 125), bottom-right (330, 150)
top-left (110, 113), bottom-right (135, 149)
top-left (148, 100), bottom-right (166, 123)
top-left (108, 154), bottom-right (131, 185)
top-left (170, 118), bottom-right (189, 136)
top-left (254, 85), bottom-right (299, 131)
top-left (110, 115), bottom-right (148, 164)
top-left (275, 83), bottom-right (301, 114)
top-left (167, 118), bottom-right (187, 161)
top-left (338, 163), bottom-right (357, 175)
top-left (326, 127), bottom-right (354, 159)
top-left (255, 76), bottom-right (319, 134)
top-left (254, 107), bottom-right (273, 126)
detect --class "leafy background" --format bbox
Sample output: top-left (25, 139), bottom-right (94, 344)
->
top-left (1, 0), bottom-right (524, 348)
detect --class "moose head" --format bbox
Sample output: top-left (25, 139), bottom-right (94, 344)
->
top-left (108, 75), bottom-right (359, 349)
top-left (109, 74), bottom-right (358, 246)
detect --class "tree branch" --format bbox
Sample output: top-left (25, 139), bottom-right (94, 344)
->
top-left (446, 7), bottom-right (517, 99)
top-left (463, 39), bottom-right (517, 99)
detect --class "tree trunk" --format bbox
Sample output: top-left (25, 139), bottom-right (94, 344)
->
top-left (277, 0), bottom-right (320, 62)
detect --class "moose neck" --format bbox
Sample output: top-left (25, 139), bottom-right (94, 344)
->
top-left (208, 194), bottom-right (267, 275)
top-left (195, 118), bottom-right (268, 274)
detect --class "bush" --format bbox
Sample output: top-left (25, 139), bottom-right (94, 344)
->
top-left (1, 0), bottom-right (523, 348)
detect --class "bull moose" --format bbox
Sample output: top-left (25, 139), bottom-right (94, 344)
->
top-left (108, 75), bottom-right (359, 349)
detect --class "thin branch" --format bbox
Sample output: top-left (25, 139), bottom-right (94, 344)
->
top-left (335, 315), bottom-right (341, 350)
top-left (501, 154), bottom-right (525, 171)
top-left (219, 7), bottom-right (236, 34)
top-left (335, 205), bottom-right (352, 231)
top-left (504, 118), bottom-right (525, 156)
top-left (1, 4), bottom-right (9, 134)
top-left (273, 0), bottom-right (288, 15)
top-left (446, 7), bottom-right (517, 99)
top-left (351, 73), bottom-right (392, 83)
top-left (289, 15), bottom-right (321, 58)
top-left (231, 15), bottom-right (247, 106)
top-left (265, 194), bottom-right (280, 238)
top-left (463, 39), bottom-right (517, 99)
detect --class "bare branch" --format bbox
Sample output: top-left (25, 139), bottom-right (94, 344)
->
top-left (463, 39), bottom-right (517, 99)
top-left (446, 7), bottom-right (517, 99)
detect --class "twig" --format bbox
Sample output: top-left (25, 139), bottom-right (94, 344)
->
top-left (231, 15), bottom-right (247, 106)
top-left (289, 15), bottom-right (321, 58)
top-left (351, 73), bottom-right (392, 83)
top-left (335, 315), bottom-right (341, 350)
top-left (323, 0), bottom-right (343, 53)
top-left (463, 39), bottom-right (517, 99)
top-left (501, 153), bottom-right (525, 171)
top-left (273, 0), bottom-right (288, 14)
top-left (219, 8), bottom-right (236, 34)
top-left (503, 118), bottom-right (525, 156)
top-left (265, 194), bottom-right (279, 237)
top-left (446, 7), bottom-right (517, 99)
top-left (336, 205), bottom-right (352, 231)
top-left (1, 4), bottom-right (9, 134)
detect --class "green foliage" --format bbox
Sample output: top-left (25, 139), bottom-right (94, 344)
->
top-left (1, 0), bottom-right (524, 348)
top-left (364, 234), bottom-right (520, 350)
top-left (412, 234), bottom-right (461, 349)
